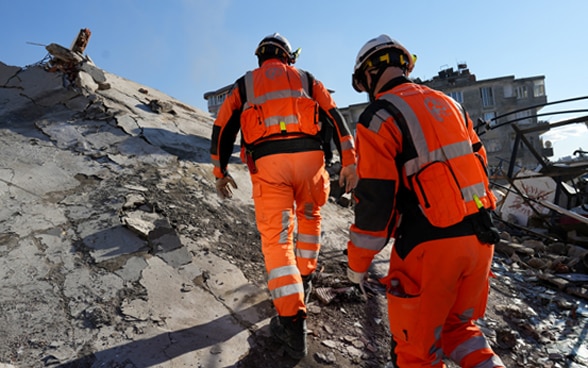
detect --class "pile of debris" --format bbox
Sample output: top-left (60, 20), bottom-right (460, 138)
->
top-left (38, 28), bottom-right (177, 117)
top-left (1, 29), bottom-right (586, 368)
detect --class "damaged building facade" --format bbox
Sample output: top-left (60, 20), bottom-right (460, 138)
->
top-left (1, 28), bottom-right (587, 367)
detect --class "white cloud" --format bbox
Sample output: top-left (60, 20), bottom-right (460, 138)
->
top-left (541, 123), bottom-right (587, 144)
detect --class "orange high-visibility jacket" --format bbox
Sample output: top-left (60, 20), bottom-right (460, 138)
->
top-left (211, 59), bottom-right (356, 179)
top-left (348, 76), bottom-right (496, 272)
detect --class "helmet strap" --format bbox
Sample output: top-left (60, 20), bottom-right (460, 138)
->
top-left (366, 67), bottom-right (387, 102)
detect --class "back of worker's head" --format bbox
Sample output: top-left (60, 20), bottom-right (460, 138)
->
top-left (255, 33), bottom-right (298, 66)
top-left (352, 34), bottom-right (416, 96)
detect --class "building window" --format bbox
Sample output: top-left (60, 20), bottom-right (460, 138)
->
top-left (447, 91), bottom-right (463, 103)
top-left (515, 110), bottom-right (532, 125)
top-left (533, 80), bottom-right (545, 97)
top-left (516, 85), bottom-right (528, 99)
top-left (480, 87), bottom-right (494, 107)
top-left (212, 92), bottom-right (227, 106)
top-left (484, 111), bottom-right (496, 126)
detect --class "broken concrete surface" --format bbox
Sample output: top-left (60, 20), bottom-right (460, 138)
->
top-left (1, 51), bottom-right (588, 368)
top-left (0, 59), bottom-right (266, 367)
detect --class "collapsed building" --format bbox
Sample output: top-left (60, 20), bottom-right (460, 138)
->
top-left (1, 29), bottom-right (587, 367)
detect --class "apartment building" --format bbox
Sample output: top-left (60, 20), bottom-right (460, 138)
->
top-left (203, 84), bottom-right (233, 118)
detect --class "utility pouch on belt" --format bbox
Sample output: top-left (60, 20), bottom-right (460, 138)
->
top-left (245, 149), bottom-right (258, 174)
top-left (472, 195), bottom-right (500, 244)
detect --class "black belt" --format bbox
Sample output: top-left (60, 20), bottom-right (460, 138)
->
top-left (251, 137), bottom-right (323, 161)
top-left (394, 211), bottom-right (493, 260)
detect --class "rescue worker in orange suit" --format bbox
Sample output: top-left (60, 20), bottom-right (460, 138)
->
top-left (210, 33), bottom-right (357, 359)
top-left (346, 35), bottom-right (505, 368)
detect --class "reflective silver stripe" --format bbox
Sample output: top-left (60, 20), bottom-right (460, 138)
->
top-left (425, 147), bottom-right (445, 162)
top-left (295, 248), bottom-right (318, 259)
top-left (449, 335), bottom-right (492, 363)
top-left (341, 139), bottom-right (354, 151)
top-left (403, 160), bottom-right (419, 178)
top-left (271, 282), bottom-right (304, 300)
top-left (350, 231), bottom-right (387, 251)
top-left (267, 263), bottom-right (303, 301)
top-left (299, 70), bottom-right (310, 97)
top-left (462, 183), bottom-right (487, 203)
top-left (381, 94), bottom-right (429, 168)
top-left (433, 140), bottom-right (472, 161)
top-left (366, 109), bottom-right (389, 133)
top-left (451, 97), bottom-right (465, 115)
top-left (280, 210), bottom-right (290, 243)
top-left (243, 70), bottom-right (310, 108)
top-left (449, 97), bottom-right (468, 127)
top-left (381, 94), bottom-right (474, 177)
top-left (252, 89), bottom-right (308, 105)
top-left (211, 158), bottom-right (221, 168)
top-left (379, 94), bottom-right (490, 206)
top-left (243, 71), bottom-right (255, 110)
top-left (457, 308), bottom-right (474, 323)
top-left (264, 114), bottom-right (299, 128)
top-left (297, 233), bottom-right (319, 244)
top-left (268, 265), bottom-right (299, 281)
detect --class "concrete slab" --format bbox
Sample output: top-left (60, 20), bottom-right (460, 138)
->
top-left (0, 57), bottom-right (282, 368)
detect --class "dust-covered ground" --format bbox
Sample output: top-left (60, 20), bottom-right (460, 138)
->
top-left (1, 58), bottom-right (587, 368)
top-left (146, 161), bottom-right (588, 367)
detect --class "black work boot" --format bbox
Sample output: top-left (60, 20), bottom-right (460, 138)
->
top-left (302, 273), bottom-right (315, 304)
top-left (270, 310), bottom-right (307, 359)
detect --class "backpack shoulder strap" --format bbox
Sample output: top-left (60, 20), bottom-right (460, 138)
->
top-left (235, 75), bottom-right (247, 108)
top-left (358, 98), bottom-right (418, 164)
top-left (304, 70), bottom-right (314, 97)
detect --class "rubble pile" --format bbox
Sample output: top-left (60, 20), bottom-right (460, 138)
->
top-left (485, 229), bottom-right (588, 366)
top-left (0, 31), bottom-right (586, 368)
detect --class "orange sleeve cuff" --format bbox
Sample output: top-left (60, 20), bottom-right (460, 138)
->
top-left (341, 149), bottom-right (357, 168)
top-left (213, 166), bottom-right (224, 179)
top-left (346, 239), bottom-right (377, 273)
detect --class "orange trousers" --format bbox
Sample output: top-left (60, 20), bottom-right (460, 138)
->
top-left (250, 150), bottom-right (329, 317)
top-left (383, 235), bottom-right (505, 367)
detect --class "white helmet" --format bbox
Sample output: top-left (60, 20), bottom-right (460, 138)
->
top-left (352, 34), bottom-right (416, 92)
top-left (255, 33), bottom-right (299, 64)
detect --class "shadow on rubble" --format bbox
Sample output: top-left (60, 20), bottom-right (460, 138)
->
top-left (139, 127), bottom-right (210, 162)
top-left (139, 127), bottom-right (242, 165)
top-left (572, 320), bottom-right (588, 363)
top-left (235, 332), bottom-right (307, 368)
top-left (55, 300), bottom-right (287, 368)
top-left (1, 107), bottom-right (239, 168)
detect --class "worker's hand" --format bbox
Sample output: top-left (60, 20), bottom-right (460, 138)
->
top-left (347, 266), bottom-right (368, 299)
top-left (216, 174), bottom-right (237, 199)
top-left (339, 164), bottom-right (358, 193)
top-left (347, 266), bottom-right (367, 285)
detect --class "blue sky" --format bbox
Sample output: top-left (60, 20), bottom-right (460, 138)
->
top-left (2, 0), bottom-right (586, 159)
